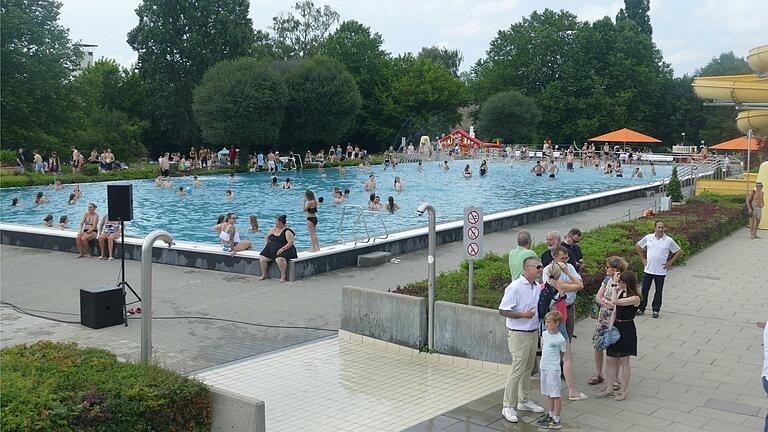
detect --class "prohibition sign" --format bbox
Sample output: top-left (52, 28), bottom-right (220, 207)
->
top-left (467, 210), bottom-right (480, 225)
top-left (467, 226), bottom-right (480, 240)
top-left (467, 242), bottom-right (480, 257)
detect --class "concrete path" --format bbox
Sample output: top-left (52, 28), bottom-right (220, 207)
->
top-left (1, 194), bottom-right (662, 372)
top-left (405, 228), bottom-right (767, 432)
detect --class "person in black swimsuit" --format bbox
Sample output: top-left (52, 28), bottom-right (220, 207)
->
top-left (304, 190), bottom-right (320, 252)
top-left (259, 215), bottom-right (298, 282)
top-left (596, 271), bottom-right (641, 401)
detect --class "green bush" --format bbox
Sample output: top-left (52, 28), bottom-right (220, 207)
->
top-left (80, 164), bottom-right (100, 176)
top-left (0, 175), bottom-right (30, 188)
top-left (0, 149), bottom-right (16, 165)
top-left (393, 193), bottom-right (746, 319)
top-left (1, 341), bottom-right (211, 431)
top-left (667, 166), bottom-right (683, 202)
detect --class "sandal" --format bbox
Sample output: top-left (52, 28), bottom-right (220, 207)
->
top-left (588, 375), bottom-right (604, 385)
top-left (568, 392), bottom-right (589, 401)
top-left (614, 392), bottom-right (627, 401)
top-left (613, 381), bottom-right (621, 391)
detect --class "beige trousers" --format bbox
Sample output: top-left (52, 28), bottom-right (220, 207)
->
top-left (502, 330), bottom-right (538, 407)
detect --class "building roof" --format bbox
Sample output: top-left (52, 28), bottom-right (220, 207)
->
top-left (439, 129), bottom-right (498, 147)
top-left (709, 136), bottom-right (764, 151)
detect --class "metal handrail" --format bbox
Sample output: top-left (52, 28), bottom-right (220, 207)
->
top-left (337, 204), bottom-right (390, 245)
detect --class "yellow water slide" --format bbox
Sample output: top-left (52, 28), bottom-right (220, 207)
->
top-left (692, 44), bottom-right (768, 135)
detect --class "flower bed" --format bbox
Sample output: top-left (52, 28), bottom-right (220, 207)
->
top-left (1, 341), bottom-right (211, 431)
top-left (392, 193), bottom-right (746, 318)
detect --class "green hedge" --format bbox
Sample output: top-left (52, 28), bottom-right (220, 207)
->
top-left (1, 341), bottom-right (211, 431)
top-left (393, 193), bottom-right (746, 318)
top-left (0, 149), bottom-right (16, 165)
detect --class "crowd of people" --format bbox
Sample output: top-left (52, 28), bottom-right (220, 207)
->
top-left (499, 223), bottom-right (684, 428)
top-left (12, 147), bottom-right (126, 176)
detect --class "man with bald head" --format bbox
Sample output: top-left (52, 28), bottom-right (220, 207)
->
top-left (508, 230), bottom-right (537, 281)
top-left (540, 231), bottom-right (576, 268)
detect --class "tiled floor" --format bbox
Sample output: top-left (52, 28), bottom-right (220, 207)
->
top-left (195, 335), bottom-right (507, 431)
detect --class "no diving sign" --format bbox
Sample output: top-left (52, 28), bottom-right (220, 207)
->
top-left (463, 207), bottom-right (483, 260)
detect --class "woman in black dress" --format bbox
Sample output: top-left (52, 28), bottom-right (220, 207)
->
top-left (259, 215), bottom-right (298, 282)
top-left (596, 271), bottom-right (641, 401)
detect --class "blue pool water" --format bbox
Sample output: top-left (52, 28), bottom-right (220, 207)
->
top-left (0, 160), bottom-right (670, 250)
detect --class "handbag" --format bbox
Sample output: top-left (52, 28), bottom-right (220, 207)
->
top-left (595, 326), bottom-right (620, 351)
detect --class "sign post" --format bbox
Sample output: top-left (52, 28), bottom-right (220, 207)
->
top-left (463, 207), bottom-right (483, 306)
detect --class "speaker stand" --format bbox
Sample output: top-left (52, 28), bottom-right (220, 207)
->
top-left (118, 220), bottom-right (141, 326)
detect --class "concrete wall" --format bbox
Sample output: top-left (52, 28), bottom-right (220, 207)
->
top-left (433, 301), bottom-right (511, 364)
top-left (209, 387), bottom-right (265, 432)
top-left (340, 286), bottom-right (427, 349)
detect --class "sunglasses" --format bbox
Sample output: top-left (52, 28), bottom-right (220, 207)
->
top-left (527, 264), bottom-right (543, 269)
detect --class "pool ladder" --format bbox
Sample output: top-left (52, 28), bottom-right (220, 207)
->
top-left (337, 205), bottom-right (390, 245)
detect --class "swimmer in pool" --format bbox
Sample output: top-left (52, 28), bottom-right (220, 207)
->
top-left (34, 192), bottom-right (49, 206)
top-left (155, 175), bottom-right (163, 187)
top-left (43, 214), bottom-right (54, 227)
top-left (55, 215), bottom-right (69, 229)
top-left (193, 175), bottom-right (202, 188)
top-left (225, 190), bottom-right (234, 200)
top-left (271, 175), bottom-right (278, 187)
top-left (385, 196), bottom-right (400, 212)
top-left (479, 160), bottom-right (488, 176)
top-left (338, 165), bottom-right (345, 176)
top-left (631, 167), bottom-right (643, 179)
top-left (463, 164), bottom-right (472, 178)
top-left (532, 161), bottom-right (544, 176)
top-left (615, 162), bottom-right (624, 177)
top-left (548, 159), bottom-right (559, 178)
top-left (368, 193), bottom-right (377, 209)
top-left (10, 197), bottom-right (21, 207)
top-left (604, 163), bottom-right (613, 176)
top-left (249, 215), bottom-right (260, 231)
top-left (333, 190), bottom-right (344, 204)
top-left (178, 186), bottom-right (187, 197)
top-left (393, 176), bottom-right (404, 192)
top-left (417, 161), bottom-right (423, 172)
top-left (68, 193), bottom-right (78, 205)
top-left (344, 189), bottom-right (350, 198)
top-left (443, 161), bottom-right (450, 171)
top-left (282, 178), bottom-right (292, 189)
top-left (304, 190), bottom-right (320, 252)
top-left (229, 173), bottom-right (235, 182)
top-left (364, 174), bottom-right (376, 191)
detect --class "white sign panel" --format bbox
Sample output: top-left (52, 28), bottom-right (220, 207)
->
top-left (463, 207), bottom-right (483, 260)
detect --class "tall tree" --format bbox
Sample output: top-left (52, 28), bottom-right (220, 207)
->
top-left (1, 0), bottom-right (81, 153)
top-left (278, 56), bottom-right (362, 150)
top-left (127, 0), bottom-right (255, 154)
top-left (418, 46), bottom-right (463, 76)
top-left (193, 58), bottom-right (287, 157)
top-left (695, 51), bottom-right (752, 77)
top-left (318, 20), bottom-right (392, 147)
top-left (476, 91), bottom-right (541, 143)
top-left (271, 0), bottom-right (339, 59)
top-left (616, 0), bottom-right (652, 37)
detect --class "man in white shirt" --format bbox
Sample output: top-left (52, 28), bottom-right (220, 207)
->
top-left (498, 256), bottom-right (545, 423)
top-left (635, 221), bottom-right (683, 318)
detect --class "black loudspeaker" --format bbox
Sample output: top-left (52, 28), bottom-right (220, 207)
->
top-left (80, 286), bottom-right (124, 329)
top-left (107, 184), bottom-right (133, 221)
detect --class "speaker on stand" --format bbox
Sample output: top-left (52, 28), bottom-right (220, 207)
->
top-left (107, 184), bottom-right (139, 327)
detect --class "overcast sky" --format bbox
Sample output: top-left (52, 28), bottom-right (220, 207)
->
top-left (60, 0), bottom-right (764, 77)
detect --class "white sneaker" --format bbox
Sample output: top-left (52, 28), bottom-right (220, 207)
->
top-left (517, 400), bottom-right (545, 413)
top-left (501, 406), bottom-right (518, 422)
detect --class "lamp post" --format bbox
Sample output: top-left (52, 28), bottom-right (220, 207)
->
top-left (417, 203), bottom-right (436, 350)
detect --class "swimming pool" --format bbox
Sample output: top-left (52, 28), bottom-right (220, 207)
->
top-left (0, 160), bottom-right (671, 250)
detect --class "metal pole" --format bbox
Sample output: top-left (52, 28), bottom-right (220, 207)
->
top-left (468, 261), bottom-right (474, 306)
top-left (140, 230), bottom-right (174, 364)
top-left (418, 203), bottom-right (436, 350)
top-left (746, 129), bottom-right (752, 194)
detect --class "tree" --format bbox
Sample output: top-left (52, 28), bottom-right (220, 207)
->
top-left (667, 166), bottom-right (683, 202)
top-left (695, 51), bottom-right (752, 77)
top-left (192, 58), bottom-right (287, 157)
top-left (418, 46), bottom-right (463, 76)
top-left (70, 59), bottom-right (150, 160)
top-left (271, 0), bottom-right (339, 59)
top-left (1, 0), bottom-right (81, 154)
top-left (278, 56), bottom-right (362, 149)
top-left (616, 0), bottom-right (652, 37)
top-left (318, 20), bottom-right (392, 147)
top-left (476, 91), bottom-right (541, 143)
top-left (127, 0), bottom-right (255, 153)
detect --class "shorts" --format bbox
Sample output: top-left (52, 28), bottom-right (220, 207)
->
top-left (160, 169), bottom-right (170, 177)
top-left (540, 369), bottom-right (562, 398)
top-left (222, 242), bottom-right (238, 252)
top-left (536, 173), bottom-right (542, 177)
top-left (566, 162), bottom-right (573, 169)
top-left (35, 162), bottom-right (45, 170)
top-left (753, 207), bottom-right (763, 219)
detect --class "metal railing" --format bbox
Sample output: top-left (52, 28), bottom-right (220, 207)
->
top-left (337, 204), bottom-right (390, 245)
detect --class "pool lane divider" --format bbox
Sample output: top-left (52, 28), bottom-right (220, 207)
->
top-left (1, 178), bottom-right (683, 281)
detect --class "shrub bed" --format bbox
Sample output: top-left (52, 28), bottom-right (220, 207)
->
top-left (393, 193), bottom-right (746, 318)
top-left (1, 341), bottom-right (211, 431)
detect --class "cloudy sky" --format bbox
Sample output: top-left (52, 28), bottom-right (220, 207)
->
top-left (60, 0), bottom-right (764, 76)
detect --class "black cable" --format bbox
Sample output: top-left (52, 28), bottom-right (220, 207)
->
top-left (0, 301), bottom-right (337, 332)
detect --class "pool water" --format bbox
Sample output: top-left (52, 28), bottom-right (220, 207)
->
top-left (0, 160), bottom-right (670, 250)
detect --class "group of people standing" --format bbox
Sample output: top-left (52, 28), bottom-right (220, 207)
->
top-left (499, 222), bottom-right (684, 428)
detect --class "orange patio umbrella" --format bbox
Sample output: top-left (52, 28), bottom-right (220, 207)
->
top-left (708, 136), bottom-right (763, 151)
top-left (587, 128), bottom-right (662, 144)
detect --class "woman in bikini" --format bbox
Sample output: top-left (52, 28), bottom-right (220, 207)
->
top-left (463, 164), bottom-right (472, 178)
top-left (75, 203), bottom-right (99, 258)
top-left (304, 190), bottom-right (320, 252)
top-left (393, 176), bottom-right (404, 192)
top-left (479, 159), bottom-right (488, 176)
top-left (97, 214), bottom-right (122, 260)
top-left (259, 215), bottom-right (298, 282)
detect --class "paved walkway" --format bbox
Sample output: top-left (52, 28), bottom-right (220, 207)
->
top-left (1, 194), bottom-right (662, 372)
top-left (404, 228), bottom-right (767, 432)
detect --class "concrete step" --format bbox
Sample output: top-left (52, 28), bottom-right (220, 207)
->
top-left (357, 251), bottom-right (391, 267)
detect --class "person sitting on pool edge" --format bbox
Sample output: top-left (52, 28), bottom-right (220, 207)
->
top-left (259, 214), bottom-right (298, 282)
top-left (219, 212), bottom-right (252, 257)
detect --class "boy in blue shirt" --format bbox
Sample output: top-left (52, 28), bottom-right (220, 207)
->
top-left (538, 310), bottom-right (567, 429)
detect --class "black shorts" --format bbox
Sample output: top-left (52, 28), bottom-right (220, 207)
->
top-left (566, 163), bottom-right (573, 169)
top-left (307, 216), bottom-right (318, 226)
